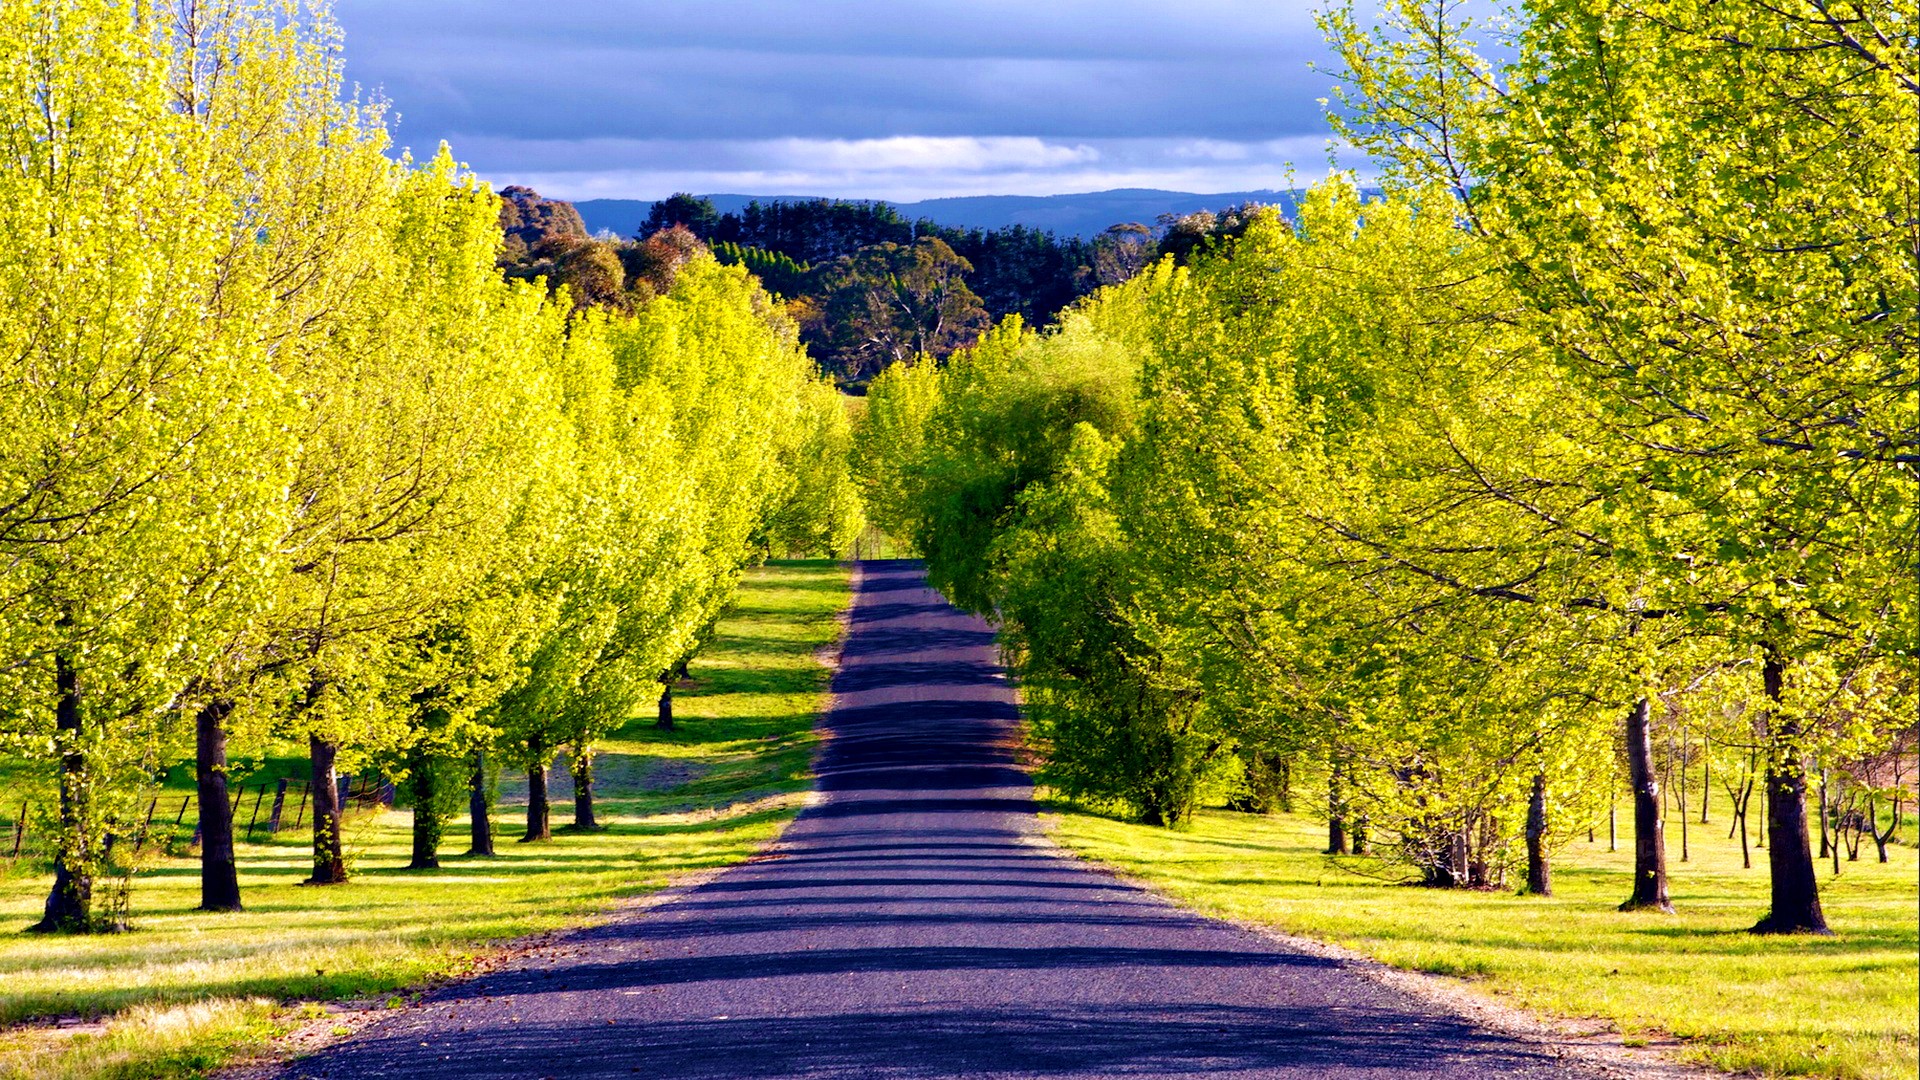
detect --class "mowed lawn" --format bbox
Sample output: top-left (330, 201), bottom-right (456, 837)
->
top-left (1048, 796), bottom-right (1919, 1080)
top-left (0, 560), bottom-right (850, 1080)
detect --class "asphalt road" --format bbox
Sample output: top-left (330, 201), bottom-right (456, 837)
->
top-left (288, 560), bottom-right (1590, 1079)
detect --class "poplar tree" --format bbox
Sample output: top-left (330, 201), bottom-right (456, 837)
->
top-left (0, 0), bottom-right (309, 931)
top-left (1324, 0), bottom-right (1916, 932)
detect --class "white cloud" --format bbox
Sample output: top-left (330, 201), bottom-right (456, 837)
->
top-left (773, 137), bottom-right (1103, 173)
top-left (472, 136), bottom-right (1371, 203)
top-left (334, 2), bottom-right (1388, 200)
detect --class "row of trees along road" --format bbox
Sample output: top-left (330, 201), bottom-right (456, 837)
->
top-left (0, 0), bottom-right (861, 933)
top-left (854, 0), bottom-right (1914, 935)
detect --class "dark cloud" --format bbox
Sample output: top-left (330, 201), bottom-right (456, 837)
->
top-left (333, 0), bottom-right (1359, 199)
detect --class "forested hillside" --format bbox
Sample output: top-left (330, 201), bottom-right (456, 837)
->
top-left (577, 188), bottom-right (1308, 239)
top-left (500, 189), bottom-right (1265, 384)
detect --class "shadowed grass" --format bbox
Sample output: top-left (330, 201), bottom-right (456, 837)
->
top-left (1045, 794), bottom-right (1918, 1080)
top-left (0, 560), bottom-right (850, 1079)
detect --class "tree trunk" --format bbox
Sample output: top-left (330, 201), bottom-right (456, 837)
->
top-left (1525, 771), bottom-right (1552, 896)
top-left (655, 677), bottom-right (674, 732)
top-left (196, 699), bottom-right (242, 911)
top-left (1350, 811), bottom-right (1370, 855)
top-left (407, 745), bottom-right (441, 870)
top-left (522, 758), bottom-right (550, 842)
top-left (1325, 755), bottom-right (1349, 855)
top-left (307, 735), bottom-right (348, 885)
top-left (571, 749), bottom-right (597, 831)
top-left (1277, 756), bottom-right (1294, 813)
top-left (1737, 782), bottom-right (1753, 868)
top-left (1677, 728), bottom-right (1689, 863)
top-left (1619, 698), bottom-right (1673, 912)
top-left (1868, 796), bottom-right (1897, 863)
top-left (467, 749), bottom-right (494, 857)
top-left (1608, 761), bottom-right (1617, 851)
top-left (1751, 648), bottom-right (1829, 935)
top-left (1700, 738), bottom-right (1710, 824)
top-left (32, 651), bottom-right (91, 933)
top-left (1831, 803), bottom-right (1840, 875)
top-left (1817, 769), bottom-right (1831, 859)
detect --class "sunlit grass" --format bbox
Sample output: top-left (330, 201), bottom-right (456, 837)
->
top-left (1046, 793), bottom-right (1919, 1080)
top-left (0, 559), bottom-right (850, 1079)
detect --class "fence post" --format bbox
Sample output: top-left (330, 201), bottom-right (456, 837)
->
top-left (294, 781), bottom-right (309, 829)
top-left (134, 797), bottom-right (158, 852)
top-left (244, 784), bottom-right (268, 840)
top-left (9, 805), bottom-right (24, 858)
top-left (174, 796), bottom-right (190, 827)
top-left (268, 778), bottom-right (289, 834)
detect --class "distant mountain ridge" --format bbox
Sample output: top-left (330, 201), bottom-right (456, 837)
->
top-left (575, 188), bottom-right (1306, 240)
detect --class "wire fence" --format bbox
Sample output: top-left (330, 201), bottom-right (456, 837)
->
top-left (1, 773), bottom-right (396, 864)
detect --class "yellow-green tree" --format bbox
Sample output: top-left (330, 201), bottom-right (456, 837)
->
top-left (852, 358), bottom-right (945, 550)
top-left (0, 0), bottom-right (334, 931)
top-left (1325, 0), bottom-right (1917, 932)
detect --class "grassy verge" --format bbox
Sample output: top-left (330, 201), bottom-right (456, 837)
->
top-left (0, 559), bottom-right (851, 1080)
top-left (1046, 796), bottom-right (1918, 1080)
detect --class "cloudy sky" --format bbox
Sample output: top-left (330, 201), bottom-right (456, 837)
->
top-left (331, 1), bottom-right (1366, 202)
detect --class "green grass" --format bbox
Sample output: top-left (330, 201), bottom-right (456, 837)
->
top-left (1046, 793), bottom-right (1919, 1080)
top-left (0, 559), bottom-right (851, 1079)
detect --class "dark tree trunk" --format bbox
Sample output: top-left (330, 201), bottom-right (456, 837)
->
top-left (1620, 698), bottom-right (1672, 912)
top-left (523, 758), bottom-right (551, 842)
top-left (1229, 750), bottom-right (1290, 814)
top-left (33, 651), bottom-right (91, 933)
top-left (407, 745), bottom-right (441, 870)
top-left (467, 749), bottom-right (494, 857)
top-left (571, 749), bottom-right (597, 831)
top-left (196, 699), bottom-right (242, 911)
top-left (1277, 756), bottom-right (1294, 813)
top-left (1752, 650), bottom-right (1829, 935)
top-left (307, 735), bottom-right (348, 885)
top-left (1817, 769), bottom-right (1831, 859)
top-left (1524, 771), bottom-right (1552, 896)
top-left (1325, 756), bottom-right (1349, 855)
top-left (1350, 812), bottom-right (1370, 856)
top-left (1737, 779), bottom-right (1753, 868)
top-left (655, 678), bottom-right (675, 731)
top-left (1868, 796), bottom-right (1898, 863)
top-left (1831, 801), bottom-right (1841, 875)
top-left (1470, 813), bottom-right (1498, 888)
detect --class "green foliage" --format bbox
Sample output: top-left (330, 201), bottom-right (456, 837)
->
top-left (0, 0), bottom-right (865, 925)
top-left (712, 240), bottom-right (811, 298)
top-left (811, 237), bottom-right (993, 382)
top-left (850, 359), bottom-right (945, 548)
top-left (1318, 0), bottom-right (1914, 919)
top-left (864, 149), bottom-right (1908, 927)
top-left (761, 382), bottom-right (867, 558)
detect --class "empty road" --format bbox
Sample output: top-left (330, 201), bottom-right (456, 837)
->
top-left (287, 560), bottom-right (1589, 1079)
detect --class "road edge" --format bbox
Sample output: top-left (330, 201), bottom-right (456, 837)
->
top-left (1029, 819), bottom-right (1729, 1080)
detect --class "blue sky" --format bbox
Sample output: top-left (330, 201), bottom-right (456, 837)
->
top-left (332, 1), bottom-right (1367, 201)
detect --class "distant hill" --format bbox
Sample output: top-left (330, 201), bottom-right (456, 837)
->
top-left (576, 188), bottom-right (1306, 240)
